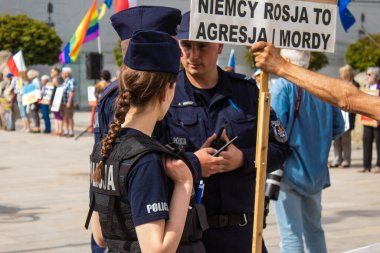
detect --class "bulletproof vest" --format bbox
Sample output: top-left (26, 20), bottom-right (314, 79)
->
top-left (86, 135), bottom-right (208, 253)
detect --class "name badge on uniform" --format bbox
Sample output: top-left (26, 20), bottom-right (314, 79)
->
top-left (271, 120), bottom-right (287, 143)
top-left (172, 137), bottom-right (187, 147)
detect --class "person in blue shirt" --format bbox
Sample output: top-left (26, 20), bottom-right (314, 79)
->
top-left (270, 49), bottom-right (345, 253)
top-left (153, 12), bottom-right (288, 253)
top-left (91, 30), bottom-right (205, 253)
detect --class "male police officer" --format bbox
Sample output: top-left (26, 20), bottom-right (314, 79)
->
top-left (153, 12), bottom-right (288, 253)
top-left (91, 6), bottom-right (182, 253)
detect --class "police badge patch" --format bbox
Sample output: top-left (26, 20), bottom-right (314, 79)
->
top-left (271, 120), bottom-right (287, 143)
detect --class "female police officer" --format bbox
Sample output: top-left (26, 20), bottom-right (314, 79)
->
top-left (88, 30), bottom-right (207, 253)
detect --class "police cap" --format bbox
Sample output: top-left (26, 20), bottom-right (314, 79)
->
top-left (111, 6), bottom-right (182, 40)
top-left (177, 11), bottom-right (190, 40)
top-left (124, 30), bottom-right (181, 74)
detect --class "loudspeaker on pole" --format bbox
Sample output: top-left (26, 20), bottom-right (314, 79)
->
top-left (86, 52), bottom-right (103, 80)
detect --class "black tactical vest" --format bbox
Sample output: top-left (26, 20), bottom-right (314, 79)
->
top-left (86, 135), bottom-right (208, 253)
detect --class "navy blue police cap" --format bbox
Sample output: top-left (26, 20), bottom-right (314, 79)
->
top-left (124, 30), bottom-right (181, 74)
top-left (111, 6), bottom-right (182, 40)
top-left (177, 11), bottom-right (190, 40)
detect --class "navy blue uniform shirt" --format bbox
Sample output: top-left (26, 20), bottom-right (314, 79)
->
top-left (94, 80), bottom-right (202, 182)
top-left (154, 68), bottom-right (288, 215)
top-left (121, 128), bottom-right (171, 226)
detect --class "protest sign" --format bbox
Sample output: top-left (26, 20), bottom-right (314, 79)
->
top-left (51, 87), bottom-right (63, 112)
top-left (40, 84), bottom-right (55, 105)
top-left (0, 97), bottom-right (11, 111)
top-left (22, 83), bottom-right (41, 106)
top-left (88, 86), bottom-right (97, 106)
top-left (190, 0), bottom-right (337, 52)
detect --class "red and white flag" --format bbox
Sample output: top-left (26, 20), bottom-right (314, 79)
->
top-left (114, 0), bottom-right (137, 13)
top-left (6, 51), bottom-right (26, 77)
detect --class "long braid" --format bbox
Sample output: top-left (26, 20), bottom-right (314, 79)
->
top-left (93, 89), bottom-right (131, 182)
top-left (92, 66), bottom-right (176, 182)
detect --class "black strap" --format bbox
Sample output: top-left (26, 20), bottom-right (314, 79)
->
top-left (106, 196), bottom-right (116, 234)
top-left (114, 197), bottom-right (129, 236)
top-left (84, 192), bottom-right (95, 229)
top-left (207, 213), bottom-right (253, 228)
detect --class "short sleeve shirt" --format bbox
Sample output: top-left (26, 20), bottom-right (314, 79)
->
top-left (121, 128), bottom-right (172, 226)
top-left (62, 77), bottom-right (76, 105)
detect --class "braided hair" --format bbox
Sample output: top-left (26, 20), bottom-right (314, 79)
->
top-left (93, 65), bottom-right (177, 182)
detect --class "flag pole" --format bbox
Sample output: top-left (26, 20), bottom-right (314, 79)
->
top-left (252, 70), bottom-right (270, 253)
top-left (97, 36), bottom-right (102, 54)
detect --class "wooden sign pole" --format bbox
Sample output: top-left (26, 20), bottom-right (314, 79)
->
top-left (252, 71), bottom-right (271, 253)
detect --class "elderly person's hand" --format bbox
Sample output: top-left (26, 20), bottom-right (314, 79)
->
top-left (250, 42), bottom-right (288, 76)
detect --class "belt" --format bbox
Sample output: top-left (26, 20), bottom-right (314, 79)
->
top-left (207, 213), bottom-right (253, 228)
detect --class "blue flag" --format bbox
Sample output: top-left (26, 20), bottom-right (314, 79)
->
top-left (338, 0), bottom-right (356, 32)
top-left (228, 49), bottom-right (235, 69)
top-left (105, 0), bottom-right (112, 8)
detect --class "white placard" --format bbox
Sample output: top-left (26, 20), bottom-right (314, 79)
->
top-left (190, 0), bottom-right (337, 52)
top-left (51, 87), bottom-right (64, 112)
top-left (88, 86), bottom-right (97, 103)
top-left (40, 85), bottom-right (55, 105)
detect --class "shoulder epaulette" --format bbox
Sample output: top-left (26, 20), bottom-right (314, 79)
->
top-left (228, 72), bottom-right (256, 85)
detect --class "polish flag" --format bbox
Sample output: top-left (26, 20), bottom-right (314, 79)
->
top-left (114, 0), bottom-right (137, 13)
top-left (6, 51), bottom-right (26, 77)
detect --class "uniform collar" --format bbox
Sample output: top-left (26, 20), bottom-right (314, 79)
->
top-left (174, 67), bottom-right (233, 107)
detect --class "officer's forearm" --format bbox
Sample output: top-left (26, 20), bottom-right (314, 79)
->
top-left (267, 142), bottom-right (288, 173)
top-left (186, 152), bottom-right (201, 182)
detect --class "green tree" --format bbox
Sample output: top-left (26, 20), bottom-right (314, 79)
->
top-left (113, 39), bottom-right (122, 67)
top-left (345, 34), bottom-right (380, 71)
top-left (309, 52), bottom-right (329, 71)
top-left (0, 14), bottom-right (62, 65)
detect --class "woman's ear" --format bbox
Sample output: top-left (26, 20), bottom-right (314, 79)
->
top-left (160, 83), bottom-right (170, 102)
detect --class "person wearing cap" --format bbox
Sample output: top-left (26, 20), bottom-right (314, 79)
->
top-left (89, 30), bottom-right (206, 253)
top-left (93, 5), bottom-right (182, 144)
top-left (61, 66), bottom-right (76, 137)
top-left (153, 12), bottom-right (288, 253)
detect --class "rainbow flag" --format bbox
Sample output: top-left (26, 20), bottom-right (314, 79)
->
top-left (59, 0), bottom-right (99, 64)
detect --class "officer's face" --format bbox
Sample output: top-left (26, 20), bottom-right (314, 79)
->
top-left (179, 40), bottom-right (223, 77)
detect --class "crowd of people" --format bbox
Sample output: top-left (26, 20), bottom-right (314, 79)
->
top-left (0, 67), bottom-right (113, 138)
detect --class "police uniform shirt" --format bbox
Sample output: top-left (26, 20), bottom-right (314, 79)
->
top-left (93, 80), bottom-right (119, 144)
top-left (121, 128), bottom-right (172, 226)
top-left (154, 68), bottom-right (289, 215)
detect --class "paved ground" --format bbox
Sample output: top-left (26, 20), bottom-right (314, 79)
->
top-left (0, 112), bottom-right (379, 253)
